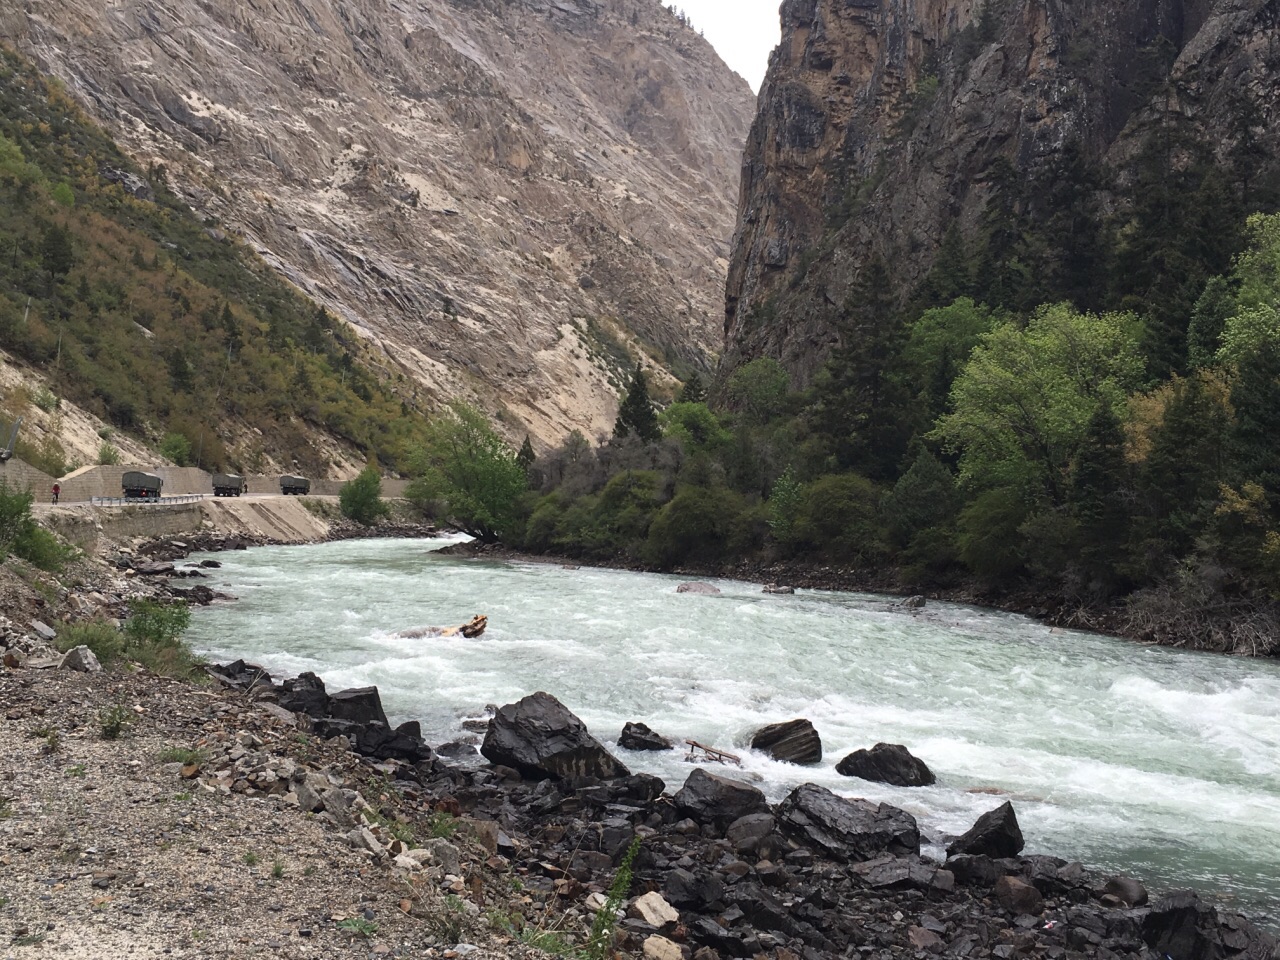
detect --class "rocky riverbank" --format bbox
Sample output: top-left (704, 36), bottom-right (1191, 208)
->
top-left (4, 636), bottom-right (1276, 960)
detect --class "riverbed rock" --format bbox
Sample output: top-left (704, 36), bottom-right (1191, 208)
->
top-left (750, 719), bottom-right (821, 765)
top-left (1102, 875), bottom-right (1149, 907)
top-left (836, 742), bottom-right (935, 786)
top-left (947, 801), bottom-right (1024, 858)
top-left (620, 721), bottom-right (673, 751)
top-left (762, 584), bottom-right (794, 594)
top-left (725, 812), bottom-right (775, 854)
top-left (776, 783), bottom-right (920, 862)
top-left (899, 595), bottom-right (927, 609)
top-left (672, 769), bottom-right (769, 831)
top-left (58, 645), bottom-right (102, 673)
top-left (328, 686), bottom-right (390, 727)
top-left (276, 672), bottom-right (331, 718)
top-left (481, 692), bottom-right (629, 781)
top-left (676, 582), bottom-right (720, 595)
top-left (995, 875), bottom-right (1044, 915)
top-left (210, 660), bottom-right (275, 691)
top-left (643, 935), bottom-right (683, 960)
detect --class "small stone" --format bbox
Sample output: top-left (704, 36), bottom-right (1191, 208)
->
top-left (909, 926), bottom-right (944, 952)
top-left (629, 891), bottom-right (679, 928)
top-left (643, 935), bottom-right (684, 960)
top-left (995, 875), bottom-right (1044, 915)
top-left (31, 620), bottom-right (57, 641)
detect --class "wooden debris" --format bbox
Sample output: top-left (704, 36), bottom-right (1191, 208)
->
top-left (684, 739), bottom-right (742, 766)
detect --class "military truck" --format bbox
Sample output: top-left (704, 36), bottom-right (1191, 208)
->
top-left (212, 473), bottom-right (246, 497)
top-left (279, 474), bottom-right (310, 495)
top-left (122, 471), bottom-right (163, 499)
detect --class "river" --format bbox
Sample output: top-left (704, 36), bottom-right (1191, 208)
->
top-left (184, 535), bottom-right (1280, 920)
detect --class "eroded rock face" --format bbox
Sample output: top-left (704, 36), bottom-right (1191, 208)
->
top-left (750, 719), bottom-right (822, 765)
top-left (836, 742), bottom-right (935, 786)
top-left (723, 0), bottom-right (1280, 387)
top-left (4, 0), bottom-right (755, 446)
top-left (776, 782), bottom-right (920, 862)
top-left (481, 691), bottom-right (629, 781)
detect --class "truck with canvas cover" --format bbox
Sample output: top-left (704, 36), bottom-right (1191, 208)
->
top-left (212, 473), bottom-right (246, 497)
top-left (279, 474), bottom-right (310, 495)
top-left (122, 471), bottom-right (163, 499)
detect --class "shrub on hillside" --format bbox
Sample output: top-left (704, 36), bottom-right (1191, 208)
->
top-left (0, 480), bottom-right (76, 571)
top-left (122, 600), bottom-right (202, 678)
top-left (340, 466), bottom-right (387, 526)
top-left (642, 486), bottom-right (751, 569)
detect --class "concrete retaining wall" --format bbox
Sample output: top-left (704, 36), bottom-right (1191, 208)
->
top-left (0, 457), bottom-right (56, 502)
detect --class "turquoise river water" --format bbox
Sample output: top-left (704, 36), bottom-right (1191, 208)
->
top-left (184, 536), bottom-right (1280, 921)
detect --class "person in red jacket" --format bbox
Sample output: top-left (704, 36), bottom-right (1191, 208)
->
top-left (51, 483), bottom-right (60, 504)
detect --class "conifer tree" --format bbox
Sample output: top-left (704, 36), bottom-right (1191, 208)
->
top-left (613, 364), bottom-right (661, 443)
top-left (517, 435), bottom-right (536, 470)
top-left (676, 372), bottom-right (706, 404)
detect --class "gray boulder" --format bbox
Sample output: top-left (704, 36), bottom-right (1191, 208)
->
top-left (328, 686), bottom-right (390, 727)
top-left (675, 582), bottom-right (720, 595)
top-left (59, 645), bottom-right (102, 673)
top-left (947, 801), bottom-right (1024, 858)
top-left (776, 782), bottom-right (920, 862)
top-left (672, 768), bottom-right (769, 831)
top-left (481, 692), bottom-right (629, 781)
top-left (836, 742), bottom-right (935, 786)
top-left (751, 719), bottom-right (822, 765)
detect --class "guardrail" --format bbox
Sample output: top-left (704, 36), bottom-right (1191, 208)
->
top-left (90, 494), bottom-right (206, 507)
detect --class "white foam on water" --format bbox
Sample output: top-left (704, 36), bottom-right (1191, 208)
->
top-left (186, 536), bottom-right (1280, 915)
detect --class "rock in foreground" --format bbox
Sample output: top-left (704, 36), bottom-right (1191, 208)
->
top-left (672, 768), bottom-right (769, 831)
top-left (481, 691), bottom-right (629, 781)
top-left (776, 782), bottom-right (920, 862)
top-left (947, 800), bottom-right (1025, 858)
top-left (751, 718), bottom-right (822, 765)
top-left (836, 742), bottom-right (935, 786)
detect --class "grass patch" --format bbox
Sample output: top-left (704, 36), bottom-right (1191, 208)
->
top-left (98, 703), bottom-right (130, 740)
top-left (55, 620), bottom-right (125, 663)
top-left (336, 917), bottom-right (377, 938)
top-left (271, 859), bottom-right (284, 879)
top-left (65, 763), bottom-right (86, 778)
top-left (242, 851), bottom-right (259, 867)
top-left (157, 746), bottom-right (205, 765)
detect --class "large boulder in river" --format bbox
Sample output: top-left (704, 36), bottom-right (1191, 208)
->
top-left (776, 783), bottom-right (920, 862)
top-left (672, 768), bottom-right (769, 831)
top-left (481, 692), bottom-right (629, 781)
top-left (836, 743), bottom-right (935, 786)
top-left (751, 719), bottom-right (822, 765)
top-left (620, 721), bottom-right (674, 751)
top-left (947, 801), bottom-right (1024, 858)
top-left (676, 582), bottom-right (720, 595)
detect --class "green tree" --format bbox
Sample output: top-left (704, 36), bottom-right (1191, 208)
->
top-left (1187, 276), bottom-right (1237, 369)
top-left (660, 402), bottom-right (729, 452)
top-left (408, 402), bottom-right (527, 542)
top-left (725, 357), bottom-right (790, 426)
top-left (339, 465), bottom-right (388, 526)
top-left (159, 431), bottom-right (192, 466)
top-left (516, 435), bottom-right (536, 470)
top-left (40, 222), bottom-right (74, 280)
top-left (1217, 214), bottom-right (1280, 363)
top-left (613, 364), bottom-right (661, 443)
top-left (933, 303), bottom-right (1145, 505)
top-left (766, 465), bottom-right (802, 548)
top-left (808, 256), bottom-right (914, 480)
top-left (676, 372), bottom-right (707, 404)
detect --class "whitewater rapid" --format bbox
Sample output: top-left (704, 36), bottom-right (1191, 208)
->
top-left (184, 535), bottom-right (1280, 918)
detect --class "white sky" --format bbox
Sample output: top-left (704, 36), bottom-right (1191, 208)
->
top-left (674, 0), bottom-right (781, 91)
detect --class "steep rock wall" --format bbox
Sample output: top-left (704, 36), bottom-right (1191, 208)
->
top-left (724, 0), bottom-right (1280, 386)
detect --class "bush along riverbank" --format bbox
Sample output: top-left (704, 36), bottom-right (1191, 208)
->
top-left (18, 637), bottom-right (1272, 960)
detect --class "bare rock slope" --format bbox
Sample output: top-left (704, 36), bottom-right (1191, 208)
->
top-left (3, 0), bottom-right (755, 444)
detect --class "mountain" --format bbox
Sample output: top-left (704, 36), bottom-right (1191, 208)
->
top-left (723, 0), bottom-right (1280, 386)
top-left (1, 0), bottom-right (755, 446)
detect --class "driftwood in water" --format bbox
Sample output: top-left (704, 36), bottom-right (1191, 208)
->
top-left (397, 614), bottom-right (488, 639)
top-left (685, 739), bottom-right (742, 766)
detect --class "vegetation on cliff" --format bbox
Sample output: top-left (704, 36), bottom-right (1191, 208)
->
top-left (0, 48), bottom-right (430, 476)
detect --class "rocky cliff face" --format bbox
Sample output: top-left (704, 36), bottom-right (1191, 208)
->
top-left (725, 0), bottom-right (1280, 386)
top-left (2, 0), bottom-right (754, 444)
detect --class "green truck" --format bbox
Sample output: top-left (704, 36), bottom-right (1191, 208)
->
top-left (122, 471), bottom-right (163, 499)
top-left (212, 473), bottom-right (246, 497)
top-left (279, 474), bottom-right (310, 495)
